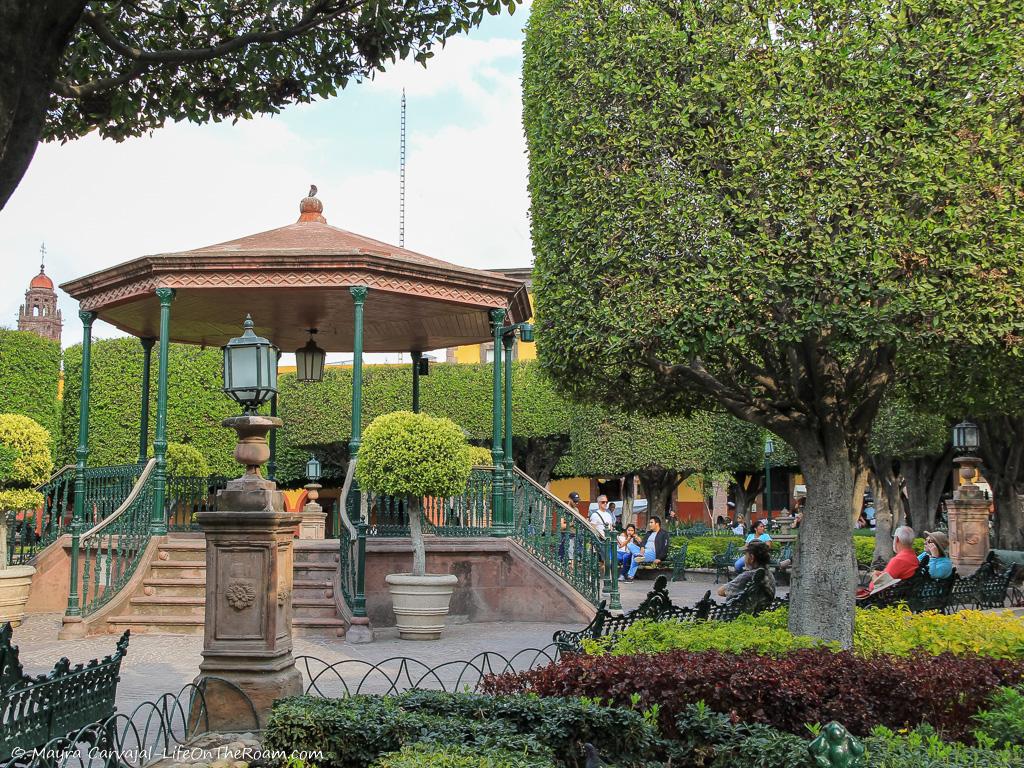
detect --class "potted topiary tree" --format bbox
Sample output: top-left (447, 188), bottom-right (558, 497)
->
top-left (356, 411), bottom-right (473, 640)
top-left (0, 414), bottom-right (53, 626)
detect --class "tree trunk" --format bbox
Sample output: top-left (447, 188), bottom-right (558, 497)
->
top-left (993, 485), bottom-right (1024, 550)
top-left (408, 496), bottom-right (426, 576)
top-left (789, 451), bottom-right (856, 647)
top-left (902, 448), bottom-right (953, 535)
top-left (978, 417), bottom-right (1024, 550)
top-left (732, 471), bottom-right (764, 524)
top-left (621, 473), bottom-right (636, 527)
top-left (638, 467), bottom-right (683, 521)
top-left (0, 0), bottom-right (87, 209)
top-left (868, 458), bottom-right (899, 567)
top-left (514, 436), bottom-right (570, 488)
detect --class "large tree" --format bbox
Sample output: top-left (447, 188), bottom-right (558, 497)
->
top-left (1, 0), bottom-right (516, 209)
top-left (525, 0), bottom-right (1024, 644)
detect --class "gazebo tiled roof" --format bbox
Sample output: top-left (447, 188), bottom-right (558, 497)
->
top-left (61, 190), bottom-right (531, 353)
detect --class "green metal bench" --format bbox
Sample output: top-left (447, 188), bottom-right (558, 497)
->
top-left (0, 623), bottom-right (129, 762)
top-left (770, 542), bottom-right (794, 584)
top-left (634, 541), bottom-right (688, 582)
top-left (712, 542), bottom-right (737, 583)
top-left (857, 561), bottom-right (957, 613)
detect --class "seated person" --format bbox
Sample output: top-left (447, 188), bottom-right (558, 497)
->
top-left (736, 519), bottom-right (772, 573)
top-left (617, 524), bottom-right (642, 581)
top-left (920, 531), bottom-right (953, 579)
top-left (624, 516), bottom-right (669, 580)
top-left (718, 540), bottom-right (776, 599)
top-left (863, 525), bottom-right (919, 593)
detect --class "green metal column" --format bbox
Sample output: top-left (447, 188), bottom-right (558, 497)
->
top-left (411, 351), bottom-right (422, 413)
top-left (137, 338), bottom-right (155, 465)
top-left (350, 285), bottom-right (368, 618)
top-left (67, 309), bottom-right (96, 617)
top-left (489, 309), bottom-right (506, 533)
top-left (501, 330), bottom-right (514, 533)
top-left (151, 288), bottom-right (175, 535)
top-left (268, 394), bottom-right (278, 481)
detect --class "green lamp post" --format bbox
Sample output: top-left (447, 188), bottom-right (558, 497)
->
top-left (764, 436), bottom-right (775, 521)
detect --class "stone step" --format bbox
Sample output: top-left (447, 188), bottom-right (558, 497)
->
top-left (293, 616), bottom-right (347, 637)
top-left (106, 614), bottom-right (206, 635)
top-left (156, 540), bottom-right (207, 562)
top-left (128, 595), bottom-right (205, 617)
top-left (293, 562), bottom-right (337, 573)
top-left (142, 577), bottom-right (206, 597)
top-left (292, 597), bottom-right (339, 619)
top-left (149, 560), bottom-right (206, 579)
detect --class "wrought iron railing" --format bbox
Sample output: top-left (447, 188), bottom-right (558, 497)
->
top-left (79, 460), bottom-right (157, 617)
top-left (338, 459), bottom-right (363, 617)
top-left (362, 467), bottom-right (495, 537)
top-left (510, 467), bottom-right (605, 605)
top-left (6, 464), bottom-right (144, 567)
top-left (165, 474), bottom-right (229, 531)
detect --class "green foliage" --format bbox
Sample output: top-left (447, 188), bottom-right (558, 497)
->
top-left (973, 686), bottom-right (1024, 749)
top-left (264, 691), bottom-right (656, 768)
top-left (583, 617), bottom-right (828, 657)
top-left (0, 330), bottom-right (61, 444)
top-left (466, 446), bottom-right (493, 466)
top-left (864, 724), bottom-right (1024, 767)
top-left (854, 536), bottom-right (925, 566)
top-left (49, 0), bottom-right (521, 145)
top-left (0, 444), bottom-right (17, 483)
top-left (869, 394), bottom-right (949, 459)
top-left (61, 338), bottom-right (238, 476)
top-left (372, 745), bottom-right (556, 768)
top-left (165, 442), bottom-right (210, 477)
top-left (356, 412), bottom-right (472, 499)
top-left (0, 414), bottom-right (52, 511)
top-left (684, 543), bottom-right (714, 568)
top-left (671, 703), bottom-right (814, 768)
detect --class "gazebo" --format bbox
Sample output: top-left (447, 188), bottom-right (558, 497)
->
top-left (56, 189), bottom-right (556, 632)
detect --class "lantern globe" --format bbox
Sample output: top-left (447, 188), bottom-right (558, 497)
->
top-left (952, 420), bottom-right (980, 454)
top-left (764, 437), bottom-right (775, 457)
top-left (221, 314), bottom-right (279, 414)
top-left (306, 455), bottom-right (322, 482)
top-left (295, 330), bottom-right (326, 382)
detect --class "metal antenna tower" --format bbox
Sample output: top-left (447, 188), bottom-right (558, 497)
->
top-left (399, 89), bottom-right (407, 248)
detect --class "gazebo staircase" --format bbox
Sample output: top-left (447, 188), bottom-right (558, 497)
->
top-left (105, 535), bottom-right (348, 636)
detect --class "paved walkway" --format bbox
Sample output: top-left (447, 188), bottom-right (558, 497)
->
top-left (14, 572), bottom-right (783, 712)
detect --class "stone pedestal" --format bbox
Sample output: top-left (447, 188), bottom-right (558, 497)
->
top-left (947, 497), bottom-right (990, 575)
top-left (299, 483), bottom-right (326, 540)
top-left (194, 415), bottom-right (302, 730)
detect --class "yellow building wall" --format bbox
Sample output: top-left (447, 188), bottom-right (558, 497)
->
top-left (676, 477), bottom-right (704, 502)
top-left (549, 477), bottom-right (590, 502)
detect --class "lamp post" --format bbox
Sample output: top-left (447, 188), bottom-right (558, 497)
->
top-left (499, 321), bottom-right (534, 535)
top-left (946, 419), bottom-right (988, 574)
top-left (195, 314), bottom-right (301, 730)
top-left (300, 455), bottom-right (326, 539)
top-left (295, 329), bottom-right (326, 383)
top-left (764, 436), bottom-right (775, 521)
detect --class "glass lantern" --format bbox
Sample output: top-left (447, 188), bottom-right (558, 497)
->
top-left (306, 455), bottom-right (322, 482)
top-left (222, 314), bottom-right (279, 414)
top-left (295, 328), bottom-right (326, 382)
top-left (952, 420), bottom-right (980, 454)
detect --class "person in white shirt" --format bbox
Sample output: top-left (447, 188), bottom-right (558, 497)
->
top-left (589, 495), bottom-right (615, 534)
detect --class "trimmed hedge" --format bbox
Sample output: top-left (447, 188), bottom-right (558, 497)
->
top-left (0, 414), bottom-right (53, 511)
top-left (0, 330), bottom-right (61, 446)
top-left (372, 745), bottom-right (556, 768)
top-left (263, 691), bottom-right (657, 768)
top-left (482, 648), bottom-right (1024, 741)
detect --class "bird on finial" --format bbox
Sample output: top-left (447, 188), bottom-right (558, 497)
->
top-left (309, 184), bottom-right (317, 197)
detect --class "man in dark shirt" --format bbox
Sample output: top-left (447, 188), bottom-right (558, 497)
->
top-left (624, 516), bottom-right (669, 580)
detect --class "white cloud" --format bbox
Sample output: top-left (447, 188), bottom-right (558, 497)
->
top-left (0, 25), bottom-right (532, 347)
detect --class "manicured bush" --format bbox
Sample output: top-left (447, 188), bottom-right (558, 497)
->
top-left (973, 686), bottom-right (1024, 749)
top-left (685, 543), bottom-right (714, 569)
top-left (372, 744), bottom-right (556, 768)
top-left (483, 648), bottom-right (1024, 740)
top-left (164, 442), bottom-right (210, 477)
top-left (466, 446), bottom-right (494, 466)
top-left (0, 414), bottom-right (52, 512)
top-left (264, 691), bottom-right (657, 768)
top-left (864, 724), bottom-right (1024, 767)
top-left (678, 535), bottom-right (744, 556)
top-left (0, 330), bottom-right (61, 442)
top-left (582, 617), bottom-right (829, 657)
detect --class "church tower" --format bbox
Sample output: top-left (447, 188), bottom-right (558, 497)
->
top-left (18, 244), bottom-right (62, 343)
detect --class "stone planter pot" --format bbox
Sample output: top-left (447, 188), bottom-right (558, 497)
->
top-left (385, 573), bottom-right (458, 640)
top-left (0, 565), bottom-right (36, 627)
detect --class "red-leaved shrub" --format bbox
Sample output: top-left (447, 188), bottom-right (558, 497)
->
top-left (482, 648), bottom-right (1024, 740)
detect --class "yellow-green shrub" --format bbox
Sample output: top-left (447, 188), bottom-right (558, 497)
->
top-left (854, 536), bottom-right (925, 566)
top-left (465, 446), bottom-right (494, 466)
top-left (585, 607), bottom-right (1024, 660)
top-left (0, 413), bottom-right (52, 511)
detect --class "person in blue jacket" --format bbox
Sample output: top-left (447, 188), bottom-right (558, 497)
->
top-left (920, 530), bottom-right (953, 579)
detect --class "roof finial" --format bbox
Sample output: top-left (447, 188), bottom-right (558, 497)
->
top-left (39, 242), bottom-right (46, 272)
top-left (298, 185), bottom-right (326, 224)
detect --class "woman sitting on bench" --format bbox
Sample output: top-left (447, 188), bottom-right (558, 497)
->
top-left (719, 540), bottom-right (776, 599)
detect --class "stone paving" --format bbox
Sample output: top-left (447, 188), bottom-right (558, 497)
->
top-left (13, 572), bottom-right (781, 713)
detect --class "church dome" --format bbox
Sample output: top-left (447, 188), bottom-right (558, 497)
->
top-left (30, 268), bottom-right (53, 290)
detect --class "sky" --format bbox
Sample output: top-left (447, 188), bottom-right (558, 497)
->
top-left (0, 6), bottom-right (534, 361)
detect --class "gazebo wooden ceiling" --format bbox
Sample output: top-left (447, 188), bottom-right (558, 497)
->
top-left (60, 191), bottom-right (531, 353)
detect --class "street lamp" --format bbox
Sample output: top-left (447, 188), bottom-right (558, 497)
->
top-left (295, 329), bottom-right (326, 382)
top-left (952, 420), bottom-right (980, 454)
top-left (952, 420), bottom-right (983, 499)
top-left (764, 436), bottom-right (775, 519)
top-left (222, 315), bottom-right (279, 414)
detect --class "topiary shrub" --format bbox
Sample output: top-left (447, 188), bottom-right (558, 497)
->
top-left (355, 411), bottom-right (472, 576)
top-left (466, 446), bottom-right (494, 466)
top-left (0, 414), bottom-right (52, 512)
top-left (164, 442), bottom-right (210, 477)
top-left (372, 744), bottom-right (556, 768)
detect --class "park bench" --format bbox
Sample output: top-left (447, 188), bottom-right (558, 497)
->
top-left (553, 570), bottom-right (779, 653)
top-left (770, 543), bottom-right (794, 584)
top-left (0, 622), bottom-right (130, 762)
top-left (712, 542), bottom-right (738, 583)
top-left (948, 551), bottom-right (1020, 612)
top-left (857, 562), bottom-right (957, 613)
top-left (634, 541), bottom-right (689, 582)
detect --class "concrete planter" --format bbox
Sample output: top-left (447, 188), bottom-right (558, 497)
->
top-left (385, 573), bottom-right (458, 640)
top-left (0, 565), bottom-right (36, 627)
